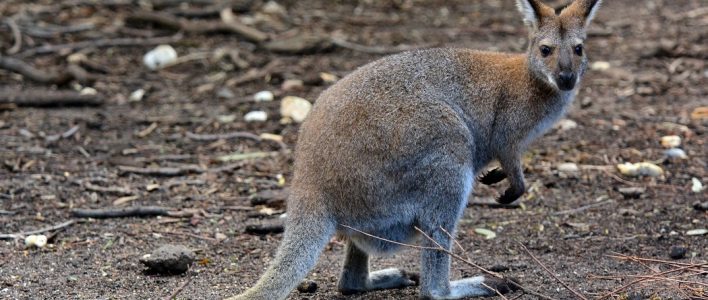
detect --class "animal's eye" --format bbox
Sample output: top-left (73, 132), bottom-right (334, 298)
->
top-left (574, 44), bottom-right (583, 56)
top-left (539, 45), bottom-right (552, 57)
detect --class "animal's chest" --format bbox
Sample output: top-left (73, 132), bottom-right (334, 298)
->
top-left (524, 91), bottom-right (575, 145)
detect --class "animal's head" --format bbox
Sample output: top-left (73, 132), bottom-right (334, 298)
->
top-left (516, 0), bottom-right (602, 91)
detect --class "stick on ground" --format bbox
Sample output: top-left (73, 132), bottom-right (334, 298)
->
top-left (0, 220), bottom-right (76, 240)
top-left (0, 89), bottom-right (103, 107)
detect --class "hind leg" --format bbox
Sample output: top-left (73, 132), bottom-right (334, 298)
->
top-left (417, 168), bottom-right (516, 299)
top-left (338, 241), bottom-right (418, 295)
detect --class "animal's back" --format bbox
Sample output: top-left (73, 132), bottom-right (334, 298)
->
top-left (292, 48), bottom-right (505, 222)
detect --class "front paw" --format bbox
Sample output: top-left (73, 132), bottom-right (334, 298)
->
top-left (478, 168), bottom-right (506, 185)
top-left (496, 186), bottom-right (524, 204)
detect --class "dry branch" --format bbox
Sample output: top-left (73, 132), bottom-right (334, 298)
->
top-left (0, 54), bottom-right (72, 84)
top-left (71, 206), bottom-right (196, 219)
top-left (117, 165), bottom-right (204, 176)
top-left (126, 11), bottom-right (267, 42)
top-left (0, 220), bottom-right (76, 240)
top-left (0, 89), bottom-right (103, 107)
top-left (19, 34), bottom-right (183, 57)
top-left (185, 131), bottom-right (260, 141)
top-left (5, 18), bottom-right (22, 54)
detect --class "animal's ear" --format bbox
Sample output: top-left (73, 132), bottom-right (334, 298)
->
top-left (515, 0), bottom-right (554, 29)
top-left (561, 0), bottom-right (602, 27)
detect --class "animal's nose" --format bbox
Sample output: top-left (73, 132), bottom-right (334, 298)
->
top-left (557, 71), bottom-right (576, 90)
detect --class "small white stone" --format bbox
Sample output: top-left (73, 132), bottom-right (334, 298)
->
top-left (692, 177), bottom-right (704, 193)
top-left (244, 111), bottom-right (268, 122)
top-left (129, 89), bottom-right (145, 102)
top-left (24, 235), bottom-right (48, 248)
top-left (591, 61), bottom-right (611, 71)
top-left (664, 148), bottom-right (687, 159)
top-left (80, 87), bottom-right (97, 95)
top-left (554, 119), bottom-right (578, 131)
top-left (557, 163), bottom-right (580, 173)
top-left (660, 135), bottom-right (681, 148)
top-left (686, 229), bottom-right (707, 236)
top-left (253, 90), bottom-right (274, 102)
top-left (143, 45), bottom-right (178, 70)
top-left (616, 162), bottom-right (663, 177)
top-left (280, 96), bottom-right (312, 123)
top-left (262, 1), bottom-right (286, 15)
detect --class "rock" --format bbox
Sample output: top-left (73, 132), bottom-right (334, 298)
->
top-left (215, 232), bottom-right (227, 242)
top-left (686, 229), bottom-right (707, 236)
top-left (245, 223), bottom-right (285, 235)
top-left (217, 87), bottom-right (235, 99)
top-left (319, 72), bottom-right (338, 83)
top-left (253, 90), bottom-right (274, 102)
top-left (281, 79), bottom-right (304, 92)
top-left (280, 96), bottom-right (312, 123)
top-left (616, 162), bottom-right (663, 177)
top-left (24, 235), bottom-right (48, 248)
top-left (143, 45), bottom-right (178, 70)
top-left (129, 89), bottom-right (146, 102)
top-left (139, 244), bottom-right (195, 275)
top-left (80, 87), bottom-right (97, 95)
top-left (297, 280), bottom-right (318, 293)
top-left (660, 135), bottom-right (681, 148)
top-left (244, 111), bottom-right (268, 122)
top-left (554, 119), bottom-right (578, 131)
top-left (693, 201), bottom-right (708, 212)
top-left (217, 114), bottom-right (237, 123)
top-left (557, 162), bottom-right (580, 173)
top-left (691, 177), bottom-right (704, 193)
top-left (617, 187), bottom-right (646, 199)
top-left (669, 246), bottom-right (687, 259)
top-left (664, 148), bottom-right (687, 159)
top-left (590, 61), bottom-right (611, 71)
top-left (264, 34), bottom-right (333, 54)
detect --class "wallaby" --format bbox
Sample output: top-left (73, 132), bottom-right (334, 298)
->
top-left (229, 0), bottom-right (602, 299)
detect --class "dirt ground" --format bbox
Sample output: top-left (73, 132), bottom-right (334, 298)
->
top-left (1, 0), bottom-right (706, 299)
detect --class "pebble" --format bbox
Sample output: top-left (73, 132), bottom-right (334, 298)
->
top-left (669, 246), bottom-right (687, 259)
top-left (616, 162), bottom-right (663, 177)
top-left (297, 280), bottom-right (318, 293)
top-left (129, 89), bottom-right (145, 102)
top-left (554, 119), bottom-right (578, 131)
top-left (617, 187), bottom-right (646, 199)
top-left (217, 87), bottom-right (235, 99)
top-left (281, 79), bottom-right (304, 92)
top-left (557, 162), bottom-right (580, 173)
top-left (143, 45), bottom-right (178, 70)
top-left (691, 177), bottom-right (704, 193)
top-left (280, 96), bottom-right (312, 123)
top-left (24, 235), bottom-right (48, 248)
top-left (80, 87), bottom-right (97, 95)
top-left (253, 90), bottom-right (274, 102)
top-left (319, 72), bottom-right (338, 83)
top-left (590, 61), bottom-right (611, 71)
top-left (244, 111), bottom-right (268, 122)
top-left (663, 148), bottom-right (687, 159)
top-left (139, 244), bottom-right (195, 275)
top-left (660, 135), bottom-right (681, 148)
top-left (693, 201), bottom-right (708, 212)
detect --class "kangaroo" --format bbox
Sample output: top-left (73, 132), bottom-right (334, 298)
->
top-left (228, 0), bottom-right (602, 299)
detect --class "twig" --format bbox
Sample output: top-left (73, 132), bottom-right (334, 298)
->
top-left (118, 165), bottom-right (204, 176)
top-left (185, 131), bottom-right (260, 141)
top-left (6, 18), bottom-right (22, 54)
top-left (0, 220), bottom-right (76, 240)
top-left (597, 259), bottom-right (708, 299)
top-left (552, 200), bottom-right (613, 216)
top-left (0, 54), bottom-right (72, 84)
top-left (225, 59), bottom-right (281, 86)
top-left (71, 206), bottom-right (192, 219)
top-left (19, 34), bottom-right (183, 57)
top-left (164, 276), bottom-right (193, 300)
top-left (0, 89), bottom-right (102, 107)
top-left (0, 210), bottom-right (16, 215)
top-left (518, 242), bottom-right (588, 300)
top-left (126, 11), bottom-right (267, 42)
top-left (468, 199), bottom-right (521, 209)
top-left (330, 37), bottom-right (436, 54)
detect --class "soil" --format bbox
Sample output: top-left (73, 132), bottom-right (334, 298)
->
top-left (1, 0), bottom-right (706, 299)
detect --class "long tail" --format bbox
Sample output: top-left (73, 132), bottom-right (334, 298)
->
top-left (229, 211), bottom-right (335, 300)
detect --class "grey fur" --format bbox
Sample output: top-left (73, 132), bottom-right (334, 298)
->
top-left (227, 1), bottom-right (601, 299)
